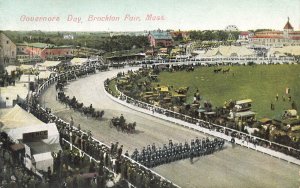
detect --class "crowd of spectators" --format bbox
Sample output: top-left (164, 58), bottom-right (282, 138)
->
top-left (10, 63), bottom-right (180, 188)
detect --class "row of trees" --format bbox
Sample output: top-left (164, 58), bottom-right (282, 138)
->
top-left (3, 31), bottom-right (149, 53)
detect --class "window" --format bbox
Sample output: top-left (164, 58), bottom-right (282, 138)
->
top-left (6, 41), bottom-right (9, 44)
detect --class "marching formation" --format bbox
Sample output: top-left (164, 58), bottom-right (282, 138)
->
top-left (131, 137), bottom-right (225, 168)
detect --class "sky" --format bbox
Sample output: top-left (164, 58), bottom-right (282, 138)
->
top-left (0, 0), bottom-right (299, 31)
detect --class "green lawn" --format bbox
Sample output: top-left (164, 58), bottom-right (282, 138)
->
top-left (156, 64), bottom-right (300, 119)
top-left (108, 79), bottom-right (120, 97)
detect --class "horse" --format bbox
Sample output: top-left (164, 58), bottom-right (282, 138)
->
top-left (244, 126), bottom-right (259, 135)
top-left (222, 68), bottom-right (230, 73)
top-left (213, 68), bottom-right (222, 73)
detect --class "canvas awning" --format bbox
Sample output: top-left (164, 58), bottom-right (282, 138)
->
top-left (41, 61), bottom-right (62, 67)
top-left (236, 99), bottom-right (252, 105)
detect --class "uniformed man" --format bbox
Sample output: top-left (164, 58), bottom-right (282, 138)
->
top-left (195, 137), bottom-right (200, 145)
top-left (190, 149), bottom-right (194, 164)
top-left (117, 145), bottom-right (123, 157)
top-left (151, 143), bottom-right (156, 152)
top-left (119, 114), bottom-right (125, 128)
top-left (124, 150), bottom-right (129, 157)
top-left (110, 143), bottom-right (114, 155)
top-left (169, 140), bottom-right (173, 148)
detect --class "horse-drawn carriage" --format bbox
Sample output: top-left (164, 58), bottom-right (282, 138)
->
top-left (58, 92), bottom-right (104, 120)
top-left (110, 116), bottom-right (136, 133)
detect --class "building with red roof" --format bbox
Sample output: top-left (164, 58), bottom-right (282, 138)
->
top-left (148, 30), bottom-right (173, 47)
top-left (250, 18), bottom-right (300, 47)
top-left (238, 31), bottom-right (254, 41)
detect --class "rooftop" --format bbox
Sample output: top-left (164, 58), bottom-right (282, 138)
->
top-left (149, 31), bottom-right (173, 40)
top-left (17, 42), bottom-right (73, 49)
top-left (284, 18), bottom-right (294, 30)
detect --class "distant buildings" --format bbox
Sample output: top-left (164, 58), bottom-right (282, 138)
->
top-left (63, 34), bottom-right (74, 40)
top-left (170, 30), bottom-right (190, 41)
top-left (17, 43), bottom-right (74, 60)
top-left (225, 25), bottom-right (239, 32)
top-left (250, 18), bottom-right (300, 47)
top-left (0, 32), bottom-right (17, 64)
top-left (148, 30), bottom-right (173, 47)
top-left (238, 32), bottom-right (254, 41)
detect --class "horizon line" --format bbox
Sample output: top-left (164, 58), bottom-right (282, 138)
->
top-left (0, 28), bottom-right (291, 33)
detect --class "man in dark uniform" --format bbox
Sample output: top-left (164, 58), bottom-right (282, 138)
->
top-left (119, 114), bottom-right (126, 129)
top-left (110, 143), bottom-right (114, 155)
top-left (190, 149), bottom-right (194, 164)
top-left (169, 140), bottom-right (173, 148)
top-left (151, 143), bottom-right (156, 152)
top-left (117, 145), bottom-right (123, 157)
top-left (124, 150), bottom-right (129, 157)
top-left (195, 137), bottom-right (200, 145)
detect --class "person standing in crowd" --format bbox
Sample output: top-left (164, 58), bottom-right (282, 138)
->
top-left (189, 149), bottom-right (194, 164)
top-left (117, 145), bottom-right (123, 158)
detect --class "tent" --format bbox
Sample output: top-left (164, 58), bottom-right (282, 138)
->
top-left (5, 65), bottom-right (18, 75)
top-left (5, 123), bottom-right (60, 145)
top-left (0, 105), bottom-right (42, 130)
top-left (40, 61), bottom-right (62, 68)
top-left (70, 58), bottom-right (89, 66)
top-left (0, 86), bottom-right (28, 107)
top-left (19, 75), bottom-right (37, 83)
top-left (0, 105), bottom-right (61, 172)
top-left (33, 152), bottom-right (54, 172)
top-left (38, 71), bottom-right (55, 79)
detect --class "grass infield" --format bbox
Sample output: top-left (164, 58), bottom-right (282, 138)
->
top-left (155, 64), bottom-right (300, 119)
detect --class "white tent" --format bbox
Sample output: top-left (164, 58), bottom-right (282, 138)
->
top-left (0, 105), bottom-right (61, 150)
top-left (19, 74), bottom-right (37, 83)
top-left (0, 86), bottom-right (28, 107)
top-left (40, 61), bottom-right (62, 68)
top-left (19, 64), bottom-right (34, 70)
top-left (5, 65), bottom-right (18, 75)
top-left (38, 71), bottom-right (54, 79)
top-left (33, 152), bottom-right (53, 172)
top-left (203, 45), bottom-right (255, 57)
top-left (1, 105), bottom-right (61, 173)
top-left (1, 105), bottom-right (61, 174)
top-left (0, 105), bottom-right (42, 130)
top-left (5, 123), bottom-right (60, 145)
top-left (70, 58), bottom-right (89, 66)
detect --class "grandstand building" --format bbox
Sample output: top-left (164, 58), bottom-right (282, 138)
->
top-left (250, 18), bottom-right (300, 47)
